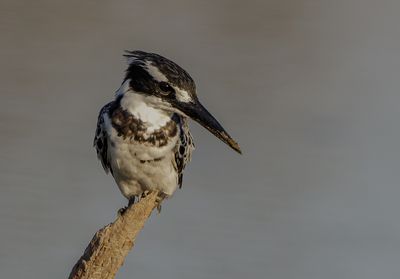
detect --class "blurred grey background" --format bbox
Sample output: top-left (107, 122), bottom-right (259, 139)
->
top-left (1, 0), bottom-right (400, 278)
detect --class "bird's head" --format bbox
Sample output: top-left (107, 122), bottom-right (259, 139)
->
top-left (121, 50), bottom-right (241, 154)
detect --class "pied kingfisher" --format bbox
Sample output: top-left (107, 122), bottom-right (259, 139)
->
top-left (94, 51), bottom-right (240, 207)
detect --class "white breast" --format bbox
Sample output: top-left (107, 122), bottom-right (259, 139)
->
top-left (103, 90), bottom-right (181, 198)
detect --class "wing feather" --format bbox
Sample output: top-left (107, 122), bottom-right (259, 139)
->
top-left (174, 117), bottom-right (195, 188)
top-left (93, 102), bottom-right (113, 174)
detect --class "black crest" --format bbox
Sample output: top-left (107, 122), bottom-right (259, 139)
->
top-left (123, 50), bottom-right (196, 95)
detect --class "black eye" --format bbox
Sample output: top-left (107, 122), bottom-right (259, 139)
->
top-left (159, 82), bottom-right (175, 95)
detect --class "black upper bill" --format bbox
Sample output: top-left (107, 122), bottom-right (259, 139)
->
top-left (175, 100), bottom-right (242, 154)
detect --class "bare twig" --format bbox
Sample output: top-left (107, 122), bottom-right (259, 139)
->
top-left (68, 191), bottom-right (159, 279)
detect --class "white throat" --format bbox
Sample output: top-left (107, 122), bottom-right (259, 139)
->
top-left (116, 81), bottom-right (172, 132)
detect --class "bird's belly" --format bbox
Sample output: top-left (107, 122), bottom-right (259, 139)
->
top-left (108, 133), bottom-right (179, 199)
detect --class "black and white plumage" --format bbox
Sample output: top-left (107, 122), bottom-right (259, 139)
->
top-left (94, 51), bottom-right (240, 203)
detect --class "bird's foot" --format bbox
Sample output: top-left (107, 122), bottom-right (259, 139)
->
top-left (117, 192), bottom-right (166, 215)
top-left (118, 196), bottom-right (136, 216)
top-left (156, 192), bottom-right (168, 213)
top-left (141, 190), bottom-right (151, 199)
top-left (128, 196), bottom-right (136, 206)
top-left (118, 206), bottom-right (127, 216)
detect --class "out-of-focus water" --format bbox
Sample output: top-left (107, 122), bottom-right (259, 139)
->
top-left (2, 1), bottom-right (400, 278)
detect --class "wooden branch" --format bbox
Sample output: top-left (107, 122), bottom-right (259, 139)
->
top-left (68, 191), bottom-right (159, 279)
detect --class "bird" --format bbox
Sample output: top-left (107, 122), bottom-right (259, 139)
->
top-left (94, 51), bottom-right (241, 209)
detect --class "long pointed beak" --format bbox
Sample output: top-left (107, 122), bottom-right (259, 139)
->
top-left (175, 100), bottom-right (241, 154)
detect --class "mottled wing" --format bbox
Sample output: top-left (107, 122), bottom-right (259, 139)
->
top-left (174, 117), bottom-right (195, 188)
top-left (94, 102), bottom-right (113, 174)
